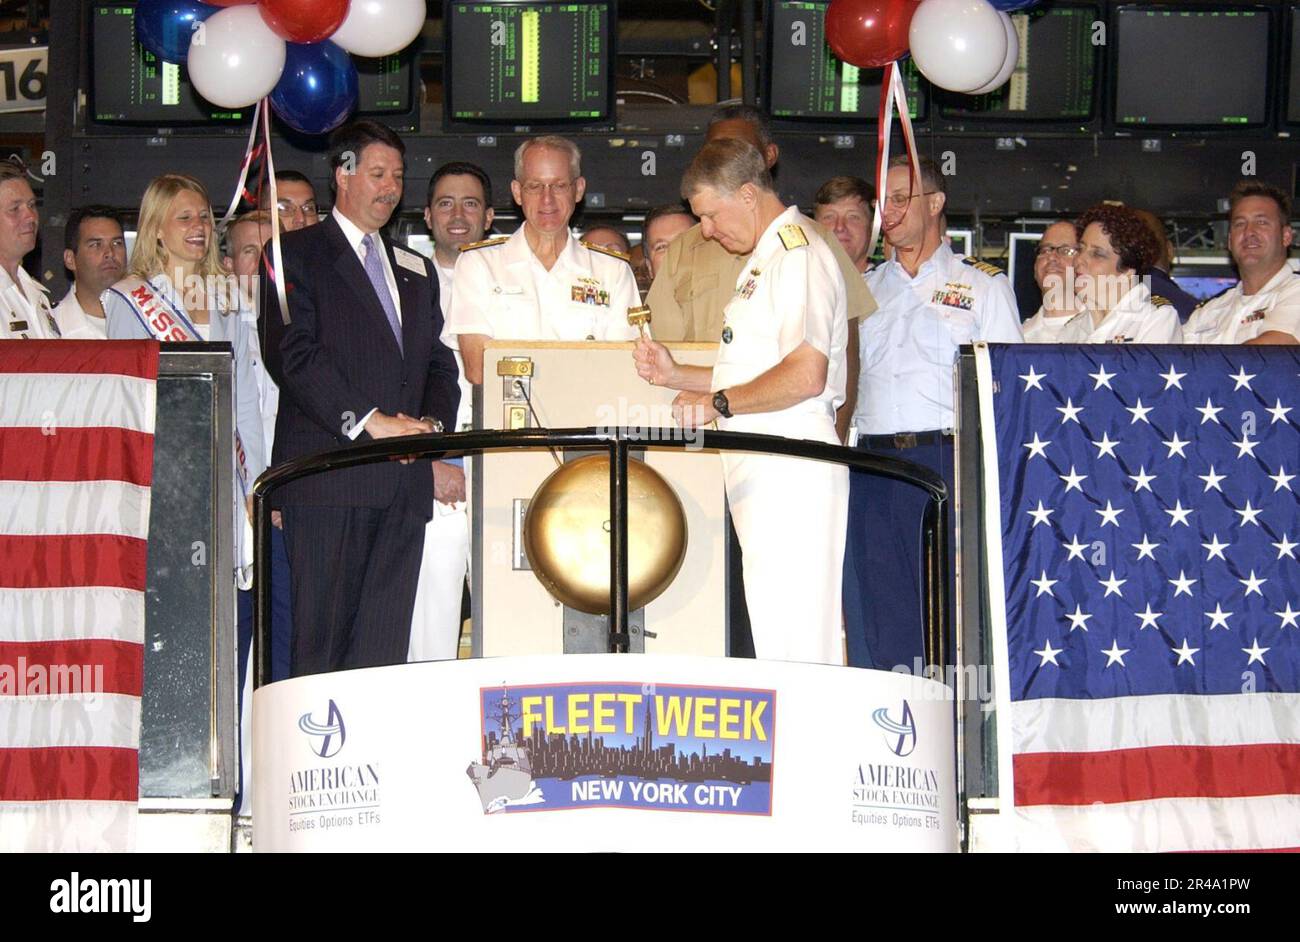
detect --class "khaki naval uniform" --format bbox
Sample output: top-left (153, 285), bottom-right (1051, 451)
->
top-left (1057, 282), bottom-right (1182, 344)
top-left (646, 217), bottom-right (876, 342)
top-left (0, 266), bottom-right (59, 339)
top-left (442, 227), bottom-right (642, 346)
top-left (1183, 265), bottom-right (1300, 344)
top-left (711, 206), bottom-right (849, 666)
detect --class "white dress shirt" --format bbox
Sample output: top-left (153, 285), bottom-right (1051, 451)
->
top-left (1057, 281), bottom-right (1183, 344)
top-left (1184, 264), bottom-right (1300, 344)
top-left (52, 285), bottom-right (109, 339)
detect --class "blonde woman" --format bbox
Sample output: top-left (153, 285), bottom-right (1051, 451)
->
top-left (105, 174), bottom-right (267, 589)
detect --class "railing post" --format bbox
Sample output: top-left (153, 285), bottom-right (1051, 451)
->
top-left (608, 434), bottom-right (630, 653)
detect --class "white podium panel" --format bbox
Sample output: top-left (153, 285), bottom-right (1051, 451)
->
top-left (477, 342), bottom-right (726, 657)
top-left (253, 656), bottom-right (958, 852)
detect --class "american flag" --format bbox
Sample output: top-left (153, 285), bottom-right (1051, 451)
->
top-left (0, 341), bottom-right (157, 851)
top-left (978, 343), bottom-right (1300, 852)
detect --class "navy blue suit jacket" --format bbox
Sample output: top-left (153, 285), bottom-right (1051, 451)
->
top-left (260, 216), bottom-right (459, 513)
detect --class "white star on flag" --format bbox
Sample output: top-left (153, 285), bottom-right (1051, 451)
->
top-left (1135, 604), bottom-right (1162, 630)
top-left (1057, 398), bottom-right (1083, 424)
top-left (1126, 399), bottom-right (1153, 424)
top-left (1165, 500), bottom-right (1194, 527)
top-left (1132, 534), bottom-right (1160, 560)
top-left (1235, 501), bottom-right (1263, 527)
top-left (1089, 365), bottom-right (1115, 389)
top-left (1031, 571), bottom-right (1058, 597)
top-left (1023, 432), bottom-right (1051, 459)
top-left (1099, 571), bottom-right (1127, 598)
top-left (1277, 603), bottom-right (1300, 629)
top-left (1274, 535), bottom-right (1298, 560)
top-left (1229, 366), bottom-right (1256, 391)
top-left (1199, 466), bottom-right (1226, 492)
top-left (1027, 501), bottom-right (1054, 527)
top-left (1096, 501), bottom-right (1124, 527)
top-left (1239, 571), bottom-right (1267, 597)
top-left (1129, 466), bottom-right (1156, 492)
top-left (1172, 638), bottom-right (1200, 666)
top-left (1064, 605), bottom-right (1092, 632)
top-left (1202, 534), bottom-right (1230, 561)
top-left (1164, 433), bottom-right (1190, 458)
top-left (1063, 535), bottom-right (1088, 561)
top-left (1160, 365), bottom-right (1186, 389)
top-left (1267, 399), bottom-right (1292, 424)
top-left (1034, 640), bottom-right (1063, 666)
top-left (1234, 435), bottom-right (1259, 458)
top-left (1270, 467), bottom-right (1295, 492)
top-left (1060, 466), bottom-right (1087, 492)
top-left (1205, 603), bottom-right (1233, 630)
top-left (1092, 432), bottom-right (1120, 459)
top-left (1196, 398), bottom-right (1223, 424)
top-left (1019, 366), bottom-right (1046, 391)
top-left (1242, 638), bottom-right (1270, 666)
top-left (1102, 640), bottom-right (1130, 667)
top-left (1169, 571), bottom-right (1197, 597)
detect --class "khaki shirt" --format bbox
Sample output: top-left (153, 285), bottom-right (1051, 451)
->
top-left (646, 217), bottom-right (877, 342)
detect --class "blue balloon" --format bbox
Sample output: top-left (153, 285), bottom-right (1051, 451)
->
top-left (988, 0), bottom-right (1039, 10)
top-left (134, 1), bottom-right (218, 65)
top-left (270, 41), bottom-right (359, 136)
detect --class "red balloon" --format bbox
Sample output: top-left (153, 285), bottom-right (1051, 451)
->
top-left (825, 0), bottom-right (920, 69)
top-left (258, 0), bottom-right (350, 44)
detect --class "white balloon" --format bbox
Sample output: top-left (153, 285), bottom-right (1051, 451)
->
top-left (187, 6), bottom-right (286, 109)
top-left (908, 0), bottom-right (1007, 94)
top-left (969, 12), bottom-right (1019, 95)
top-left (331, 0), bottom-right (426, 58)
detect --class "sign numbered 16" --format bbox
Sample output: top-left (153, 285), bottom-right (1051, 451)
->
top-left (0, 46), bottom-right (47, 114)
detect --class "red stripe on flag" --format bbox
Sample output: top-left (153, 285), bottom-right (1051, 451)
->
top-left (0, 427), bottom-right (154, 486)
top-left (0, 340), bottom-right (159, 380)
top-left (0, 535), bottom-right (147, 590)
top-left (0, 746), bottom-right (138, 802)
top-left (1014, 744), bottom-right (1300, 805)
top-left (0, 640), bottom-right (143, 698)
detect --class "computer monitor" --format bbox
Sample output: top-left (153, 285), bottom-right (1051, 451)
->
top-left (90, 3), bottom-right (252, 125)
top-left (938, 3), bottom-right (1099, 126)
top-left (1170, 257), bottom-right (1237, 302)
top-left (442, 0), bottom-right (616, 130)
top-left (1112, 4), bottom-right (1273, 130)
top-left (946, 229), bottom-right (972, 258)
top-left (405, 233), bottom-right (435, 260)
top-left (764, 0), bottom-right (926, 124)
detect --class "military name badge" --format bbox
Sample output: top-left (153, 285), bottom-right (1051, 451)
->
top-left (736, 268), bottom-right (760, 301)
top-left (931, 282), bottom-right (974, 312)
top-left (1242, 309), bottom-right (1266, 324)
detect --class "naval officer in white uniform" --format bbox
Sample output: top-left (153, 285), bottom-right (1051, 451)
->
top-left (633, 138), bottom-right (849, 665)
top-left (1184, 180), bottom-right (1300, 345)
top-left (0, 163), bottom-right (59, 340)
top-left (443, 135), bottom-right (641, 384)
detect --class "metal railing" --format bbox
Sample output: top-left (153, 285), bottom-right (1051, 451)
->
top-left (251, 427), bottom-right (949, 688)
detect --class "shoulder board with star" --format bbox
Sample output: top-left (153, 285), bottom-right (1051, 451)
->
top-left (1150, 294), bottom-right (1172, 308)
top-left (778, 224), bottom-right (809, 250)
top-left (459, 236), bottom-right (509, 252)
top-left (962, 256), bottom-right (1004, 278)
top-left (581, 240), bottom-right (631, 262)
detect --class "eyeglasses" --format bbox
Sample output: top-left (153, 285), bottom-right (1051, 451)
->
top-left (1036, 244), bottom-right (1081, 259)
top-left (882, 191), bottom-right (938, 209)
top-left (277, 200), bottom-right (317, 218)
top-left (520, 181), bottom-right (574, 197)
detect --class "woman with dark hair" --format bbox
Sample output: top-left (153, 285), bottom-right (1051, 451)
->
top-left (1060, 203), bottom-right (1182, 343)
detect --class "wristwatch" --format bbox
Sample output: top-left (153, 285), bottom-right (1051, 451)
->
top-left (712, 389), bottom-right (733, 419)
top-left (420, 416), bottom-right (445, 433)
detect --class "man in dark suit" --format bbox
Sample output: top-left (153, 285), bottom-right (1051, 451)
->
top-left (261, 120), bottom-right (459, 676)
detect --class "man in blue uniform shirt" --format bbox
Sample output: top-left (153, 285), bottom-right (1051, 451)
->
top-left (844, 155), bottom-right (1022, 671)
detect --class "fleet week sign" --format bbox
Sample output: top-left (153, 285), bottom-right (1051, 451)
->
top-left (253, 655), bottom-right (958, 851)
top-left (470, 684), bottom-right (775, 815)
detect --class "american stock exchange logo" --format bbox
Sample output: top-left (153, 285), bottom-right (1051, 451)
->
top-left (299, 699), bottom-right (346, 758)
top-left (872, 700), bottom-right (917, 757)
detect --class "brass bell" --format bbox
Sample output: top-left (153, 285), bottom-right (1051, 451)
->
top-left (523, 455), bottom-right (687, 614)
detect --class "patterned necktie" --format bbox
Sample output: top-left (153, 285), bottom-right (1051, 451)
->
top-left (361, 233), bottom-right (402, 355)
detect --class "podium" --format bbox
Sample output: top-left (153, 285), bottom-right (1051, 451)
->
top-left (473, 341), bottom-right (727, 657)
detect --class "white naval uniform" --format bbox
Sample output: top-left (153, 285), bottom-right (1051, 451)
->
top-left (1183, 264), bottom-right (1300, 344)
top-left (52, 285), bottom-right (109, 339)
top-left (1021, 306), bottom-right (1075, 343)
top-left (855, 244), bottom-right (1023, 436)
top-left (0, 266), bottom-right (59, 340)
top-left (408, 258), bottom-right (473, 663)
top-left (442, 226), bottom-right (642, 347)
top-left (1056, 281), bottom-right (1182, 344)
top-left (712, 206), bottom-right (849, 666)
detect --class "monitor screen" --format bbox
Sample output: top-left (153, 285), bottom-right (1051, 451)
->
top-left (1171, 275), bottom-right (1237, 302)
top-left (1008, 232), bottom-right (1044, 320)
top-left (1288, 3), bottom-right (1300, 124)
top-left (946, 229), bottom-right (972, 257)
top-left (939, 4), bottom-right (1098, 123)
top-left (1113, 5), bottom-right (1272, 129)
top-left (91, 3), bottom-right (251, 124)
top-left (765, 0), bottom-right (926, 122)
top-left (443, 0), bottom-right (615, 128)
top-left (355, 52), bottom-right (416, 116)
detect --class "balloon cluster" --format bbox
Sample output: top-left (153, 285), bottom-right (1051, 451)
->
top-left (826, 0), bottom-right (1037, 93)
top-left (135, 0), bottom-right (426, 135)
